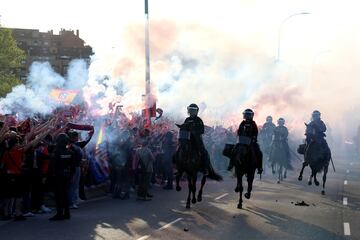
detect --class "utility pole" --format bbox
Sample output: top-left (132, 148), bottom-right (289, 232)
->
top-left (145, 0), bottom-right (150, 96)
top-left (143, 0), bottom-right (155, 127)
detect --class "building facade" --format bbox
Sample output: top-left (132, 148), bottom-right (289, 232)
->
top-left (9, 28), bottom-right (93, 79)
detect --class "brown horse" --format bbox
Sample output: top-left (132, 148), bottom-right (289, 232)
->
top-left (174, 123), bottom-right (222, 209)
top-left (223, 143), bottom-right (258, 209)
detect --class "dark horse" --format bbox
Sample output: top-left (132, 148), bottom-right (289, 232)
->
top-left (298, 124), bottom-right (332, 195)
top-left (174, 123), bottom-right (222, 209)
top-left (223, 141), bottom-right (259, 209)
top-left (269, 140), bottom-right (292, 184)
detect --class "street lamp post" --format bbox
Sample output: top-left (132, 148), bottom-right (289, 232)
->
top-left (145, 0), bottom-right (150, 96)
top-left (277, 12), bottom-right (310, 62)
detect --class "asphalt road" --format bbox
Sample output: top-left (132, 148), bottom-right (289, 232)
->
top-left (0, 157), bottom-right (359, 240)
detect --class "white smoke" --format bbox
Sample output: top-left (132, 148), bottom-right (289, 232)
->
top-left (0, 60), bottom-right (89, 118)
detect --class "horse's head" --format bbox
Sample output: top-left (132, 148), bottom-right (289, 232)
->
top-left (174, 123), bottom-right (200, 167)
top-left (175, 123), bottom-right (191, 150)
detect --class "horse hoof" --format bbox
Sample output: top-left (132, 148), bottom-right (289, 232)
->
top-left (321, 190), bottom-right (325, 195)
top-left (197, 195), bottom-right (202, 202)
top-left (235, 187), bottom-right (240, 193)
top-left (315, 181), bottom-right (320, 186)
top-left (308, 181), bottom-right (312, 186)
top-left (298, 176), bottom-right (303, 181)
top-left (277, 180), bottom-right (280, 184)
top-left (186, 204), bottom-right (190, 209)
top-left (192, 198), bottom-right (197, 204)
top-left (237, 203), bottom-right (242, 209)
top-left (176, 186), bottom-right (181, 192)
top-left (244, 192), bottom-right (251, 199)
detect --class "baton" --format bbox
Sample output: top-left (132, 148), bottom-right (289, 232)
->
top-left (330, 157), bottom-right (336, 172)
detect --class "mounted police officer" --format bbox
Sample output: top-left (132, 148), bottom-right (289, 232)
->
top-left (270, 118), bottom-right (291, 173)
top-left (261, 116), bottom-right (276, 140)
top-left (259, 116), bottom-right (276, 166)
top-left (228, 109), bottom-right (263, 174)
top-left (298, 110), bottom-right (329, 170)
top-left (273, 118), bottom-right (289, 144)
top-left (183, 103), bottom-right (211, 174)
top-left (306, 110), bottom-right (327, 144)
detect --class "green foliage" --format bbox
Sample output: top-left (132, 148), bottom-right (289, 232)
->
top-left (0, 72), bottom-right (22, 97)
top-left (0, 27), bottom-right (26, 97)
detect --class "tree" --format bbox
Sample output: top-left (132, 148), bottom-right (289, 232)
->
top-left (0, 26), bottom-right (26, 97)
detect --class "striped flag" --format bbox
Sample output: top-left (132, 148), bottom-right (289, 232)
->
top-left (94, 125), bottom-right (110, 177)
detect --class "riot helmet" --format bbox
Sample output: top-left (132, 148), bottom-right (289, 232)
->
top-left (312, 110), bottom-right (321, 121)
top-left (243, 109), bottom-right (254, 120)
top-left (266, 116), bottom-right (273, 123)
top-left (277, 117), bottom-right (285, 126)
top-left (56, 133), bottom-right (70, 148)
top-left (187, 103), bottom-right (199, 117)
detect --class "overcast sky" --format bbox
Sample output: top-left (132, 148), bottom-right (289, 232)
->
top-left (2, 0), bottom-right (359, 62)
top-left (2, 0), bottom-right (360, 139)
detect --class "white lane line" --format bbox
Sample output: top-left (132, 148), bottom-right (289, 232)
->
top-left (215, 193), bottom-right (229, 200)
top-left (158, 217), bottom-right (183, 230)
top-left (344, 222), bottom-right (351, 236)
top-left (343, 197), bottom-right (348, 206)
top-left (344, 180), bottom-right (348, 185)
top-left (346, 169), bottom-right (350, 173)
top-left (137, 218), bottom-right (183, 240)
top-left (137, 235), bottom-right (150, 240)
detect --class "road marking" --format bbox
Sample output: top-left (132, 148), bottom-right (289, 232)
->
top-left (158, 218), bottom-right (183, 230)
top-left (343, 197), bottom-right (348, 206)
top-left (137, 235), bottom-right (150, 240)
top-left (344, 222), bottom-right (351, 236)
top-left (346, 169), bottom-right (350, 173)
top-left (137, 218), bottom-right (183, 240)
top-left (344, 180), bottom-right (348, 185)
top-left (215, 193), bottom-right (229, 200)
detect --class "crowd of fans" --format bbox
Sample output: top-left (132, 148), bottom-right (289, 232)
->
top-left (0, 104), bottom-right (236, 221)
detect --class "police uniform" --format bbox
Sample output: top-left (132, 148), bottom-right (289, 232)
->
top-left (49, 138), bottom-right (75, 221)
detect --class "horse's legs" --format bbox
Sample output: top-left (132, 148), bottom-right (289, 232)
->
top-left (186, 175), bottom-right (191, 209)
top-left (322, 165), bottom-right (328, 195)
top-left (314, 172), bottom-right (320, 186)
top-left (308, 170), bottom-right (313, 185)
top-left (277, 164), bottom-right (281, 184)
top-left (197, 174), bottom-right (206, 202)
top-left (298, 162), bottom-right (308, 181)
top-left (191, 174), bottom-right (197, 204)
top-left (237, 174), bottom-right (243, 209)
top-left (235, 168), bottom-right (241, 192)
top-left (176, 171), bottom-right (183, 192)
top-left (244, 171), bottom-right (255, 199)
top-left (284, 168), bottom-right (287, 179)
top-left (271, 163), bottom-right (275, 175)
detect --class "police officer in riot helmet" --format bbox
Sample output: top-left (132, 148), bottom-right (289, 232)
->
top-left (264, 116), bottom-right (276, 131)
top-left (49, 133), bottom-right (76, 221)
top-left (277, 117), bottom-right (285, 126)
top-left (228, 109), bottom-right (263, 174)
top-left (306, 110), bottom-right (327, 143)
top-left (183, 104), bottom-right (211, 174)
top-left (259, 115), bottom-right (276, 148)
top-left (273, 118), bottom-right (288, 142)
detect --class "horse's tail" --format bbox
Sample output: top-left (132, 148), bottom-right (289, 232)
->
top-left (207, 165), bottom-right (223, 181)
